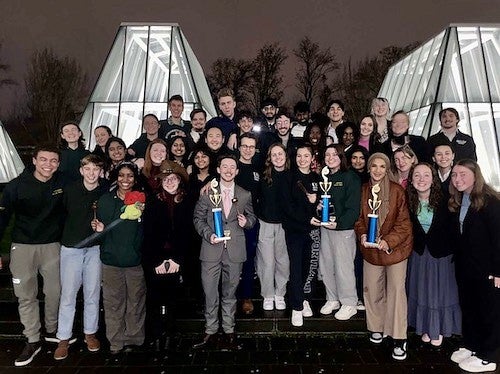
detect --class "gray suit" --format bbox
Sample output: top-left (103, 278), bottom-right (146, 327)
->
top-left (193, 184), bottom-right (256, 334)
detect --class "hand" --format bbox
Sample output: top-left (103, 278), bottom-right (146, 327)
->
top-left (166, 259), bottom-right (180, 274)
top-left (134, 158), bottom-right (145, 169)
top-left (0, 256), bottom-right (3, 270)
top-left (310, 217), bottom-right (322, 227)
top-left (210, 234), bottom-right (220, 244)
top-left (200, 182), bottom-right (211, 196)
top-left (227, 133), bottom-right (237, 151)
top-left (155, 260), bottom-right (168, 274)
top-left (237, 213), bottom-right (247, 227)
top-left (323, 221), bottom-right (337, 230)
top-left (377, 239), bottom-right (390, 252)
top-left (361, 234), bottom-right (378, 249)
top-left (91, 219), bottom-right (104, 232)
top-left (306, 193), bottom-right (317, 204)
top-left (489, 275), bottom-right (500, 288)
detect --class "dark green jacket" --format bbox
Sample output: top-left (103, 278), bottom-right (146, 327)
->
top-left (327, 169), bottom-right (361, 230)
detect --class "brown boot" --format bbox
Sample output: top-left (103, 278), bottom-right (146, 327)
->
top-left (84, 334), bottom-right (101, 352)
top-left (242, 299), bottom-right (254, 314)
top-left (54, 340), bottom-right (69, 360)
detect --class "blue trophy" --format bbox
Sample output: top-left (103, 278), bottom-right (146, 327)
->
top-left (209, 179), bottom-right (231, 242)
top-left (319, 166), bottom-right (335, 225)
top-left (366, 183), bottom-right (382, 245)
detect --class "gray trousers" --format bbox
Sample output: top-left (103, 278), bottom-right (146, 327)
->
top-left (319, 229), bottom-right (358, 306)
top-left (201, 248), bottom-right (243, 334)
top-left (102, 264), bottom-right (146, 351)
top-left (10, 242), bottom-right (61, 343)
top-left (256, 220), bottom-right (289, 298)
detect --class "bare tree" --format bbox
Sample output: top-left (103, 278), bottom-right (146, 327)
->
top-left (25, 48), bottom-right (87, 143)
top-left (249, 42), bottom-right (288, 112)
top-left (293, 37), bottom-right (339, 111)
top-left (0, 42), bottom-right (16, 89)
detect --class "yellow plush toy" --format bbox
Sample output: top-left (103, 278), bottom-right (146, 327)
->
top-left (119, 191), bottom-right (146, 220)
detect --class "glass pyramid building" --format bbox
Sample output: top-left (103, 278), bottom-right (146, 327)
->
top-left (79, 23), bottom-right (216, 149)
top-left (0, 120), bottom-right (24, 183)
top-left (378, 24), bottom-right (500, 188)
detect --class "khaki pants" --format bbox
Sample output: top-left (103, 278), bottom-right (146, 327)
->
top-left (10, 242), bottom-right (61, 343)
top-left (363, 259), bottom-right (408, 339)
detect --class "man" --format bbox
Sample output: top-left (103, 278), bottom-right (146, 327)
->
top-left (382, 110), bottom-right (432, 163)
top-left (0, 146), bottom-right (66, 366)
top-left (193, 155), bottom-right (256, 350)
top-left (427, 107), bottom-right (477, 162)
top-left (235, 134), bottom-right (260, 314)
top-left (159, 95), bottom-right (191, 139)
top-left (255, 98), bottom-right (279, 133)
top-left (205, 88), bottom-right (238, 142)
top-left (186, 108), bottom-right (207, 150)
top-left (291, 101), bottom-right (311, 139)
top-left (326, 100), bottom-right (346, 143)
top-left (128, 114), bottom-right (161, 159)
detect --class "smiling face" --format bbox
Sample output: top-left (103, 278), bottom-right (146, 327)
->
top-left (433, 145), bottom-right (454, 170)
top-left (351, 151), bottom-right (366, 171)
top-left (324, 147), bottom-right (341, 172)
top-left (239, 137), bottom-right (256, 163)
top-left (276, 115), bottom-right (291, 136)
top-left (308, 125), bottom-right (322, 145)
top-left (262, 105), bottom-right (277, 120)
top-left (411, 164), bottom-right (433, 196)
top-left (328, 103), bottom-right (344, 123)
top-left (440, 110), bottom-right (459, 131)
top-left (143, 115), bottom-right (160, 136)
top-left (117, 166), bottom-right (135, 195)
top-left (108, 141), bottom-right (126, 164)
top-left (61, 124), bottom-right (81, 146)
top-left (342, 126), bottom-right (355, 146)
top-left (206, 127), bottom-right (224, 151)
top-left (194, 151), bottom-right (210, 171)
top-left (394, 150), bottom-right (414, 173)
top-left (149, 143), bottom-right (167, 166)
top-left (296, 147), bottom-right (313, 172)
top-left (80, 162), bottom-right (101, 186)
top-left (32, 151), bottom-right (60, 182)
top-left (372, 101), bottom-right (389, 118)
top-left (451, 164), bottom-right (475, 194)
top-left (238, 116), bottom-right (254, 133)
top-left (369, 157), bottom-right (388, 184)
top-left (171, 138), bottom-right (186, 158)
top-left (217, 157), bottom-right (238, 184)
top-left (94, 127), bottom-right (111, 147)
top-left (191, 112), bottom-right (206, 132)
top-left (162, 173), bottom-right (181, 195)
top-left (360, 116), bottom-right (374, 137)
top-left (391, 113), bottom-right (409, 137)
top-left (270, 145), bottom-right (286, 171)
top-left (169, 99), bottom-right (184, 119)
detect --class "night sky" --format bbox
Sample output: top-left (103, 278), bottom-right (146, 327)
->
top-left (1, 0), bottom-right (499, 116)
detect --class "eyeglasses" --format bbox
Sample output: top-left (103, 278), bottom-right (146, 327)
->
top-left (240, 144), bottom-right (256, 150)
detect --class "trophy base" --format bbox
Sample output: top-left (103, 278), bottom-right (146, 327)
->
top-left (214, 236), bottom-right (231, 243)
top-left (365, 241), bottom-right (380, 248)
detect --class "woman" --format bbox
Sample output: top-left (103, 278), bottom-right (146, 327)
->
top-left (432, 140), bottom-right (455, 194)
top-left (303, 123), bottom-right (326, 174)
top-left (371, 97), bottom-right (391, 143)
top-left (59, 121), bottom-right (90, 182)
top-left (448, 160), bottom-right (500, 373)
top-left (317, 145), bottom-right (361, 321)
top-left (92, 125), bottom-right (113, 157)
top-left (335, 122), bottom-right (359, 160)
top-left (255, 143), bottom-right (290, 313)
top-left (140, 139), bottom-right (168, 194)
top-left (356, 115), bottom-right (383, 154)
top-left (406, 163), bottom-right (461, 347)
top-left (280, 145), bottom-right (320, 327)
top-left (104, 137), bottom-right (130, 179)
top-left (349, 145), bottom-right (370, 184)
top-left (354, 152), bottom-right (413, 361)
top-left (393, 145), bottom-right (418, 188)
top-left (168, 135), bottom-right (189, 167)
top-left (142, 160), bottom-right (191, 351)
top-left (92, 162), bottom-right (146, 354)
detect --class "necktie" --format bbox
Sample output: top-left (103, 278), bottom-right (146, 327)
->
top-left (223, 189), bottom-right (231, 218)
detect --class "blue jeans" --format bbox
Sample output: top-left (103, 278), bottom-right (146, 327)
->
top-left (57, 245), bottom-right (101, 340)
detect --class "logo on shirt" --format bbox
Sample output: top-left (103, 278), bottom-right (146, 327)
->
top-left (253, 172), bottom-right (260, 182)
top-left (52, 188), bottom-right (63, 196)
top-left (334, 182), bottom-right (344, 187)
top-left (456, 140), bottom-right (467, 145)
top-left (311, 182), bottom-right (319, 192)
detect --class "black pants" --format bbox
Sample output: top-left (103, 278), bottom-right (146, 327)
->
top-left (285, 230), bottom-right (312, 311)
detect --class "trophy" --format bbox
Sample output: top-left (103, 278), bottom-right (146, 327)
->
top-left (319, 166), bottom-right (335, 225)
top-left (209, 178), bottom-right (231, 241)
top-left (366, 184), bottom-right (382, 245)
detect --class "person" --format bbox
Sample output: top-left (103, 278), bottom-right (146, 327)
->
top-left (192, 155), bottom-right (256, 350)
top-left (186, 108), bottom-right (207, 150)
top-left (53, 154), bottom-right (107, 360)
top-left (168, 135), bottom-right (189, 167)
top-left (291, 101), bottom-right (311, 139)
top-left (356, 114), bottom-right (383, 154)
top-left (142, 160), bottom-right (192, 351)
top-left (58, 121), bottom-right (90, 182)
top-left (257, 97), bottom-right (279, 132)
top-left (303, 122), bottom-right (327, 174)
top-left (92, 125), bottom-right (113, 158)
top-left (432, 139), bottom-right (455, 194)
top-left (226, 110), bottom-right (254, 151)
top-left (448, 160), bottom-right (500, 373)
top-left (427, 108), bottom-right (477, 162)
top-left (317, 145), bottom-right (361, 320)
top-left (128, 114), bottom-right (161, 159)
top-left (92, 162), bottom-right (146, 354)
top-left (160, 95), bottom-right (191, 139)
top-left (354, 152), bottom-right (413, 361)
top-left (382, 111), bottom-right (431, 163)
top-left (280, 145), bottom-right (320, 327)
top-left (139, 139), bottom-right (169, 194)
top-left (255, 143), bottom-right (290, 312)
top-left (371, 98), bottom-right (391, 143)
top-left (392, 145), bottom-right (418, 188)
top-left (406, 163), bottom-right (461, 348)
top-left (325, 100), bottom-right (346, 143)
top-left (335, 122), bottom-right (359, 160)
top-left (0, 145), bottom-right (66, 367)
top-left (103, 137), bottom-right (130, 178)
top-left (203, 125), bottom-right (232, 175)
top-left (349, 145), bottom-right (370, 184)
top-left (205, 88), bottom-right (238, 142)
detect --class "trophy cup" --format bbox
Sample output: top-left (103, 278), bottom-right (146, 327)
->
top-left (366, 184), bottom-right (382, 245)
top-left (209, 178), bottom-right (231, 241)
top-left (319, 166), bottom-right (335, 225)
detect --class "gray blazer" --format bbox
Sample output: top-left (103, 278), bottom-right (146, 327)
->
top-left (193, 184), bottom-right (256, 263)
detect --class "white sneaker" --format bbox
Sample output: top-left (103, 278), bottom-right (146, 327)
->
top-left (356, 300), bottom-right (366, 311)
top-left (320, 300), bottom-right (340, 315)
top-left (263, 298), bottom-right (274, 311)
top-left (334, 305), bottom-right (357, 321)
top-left (302, 301), bottom-right (313, 317)
top-left (459, 355), bottom-right (497, 372)
top-left (451, 347), bottom-right (474, 363)
top-left (274, 296), bottom-right (286, 310)
top-left (291, 310), bottom-right (303, 327)
top-left (392, 340), bottom-right (407, 361)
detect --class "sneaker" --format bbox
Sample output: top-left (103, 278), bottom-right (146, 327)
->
top-left (263, 298), bottom-right (274, 311)
top-left (84, 334), bottom-right (101, 352)
top-left (54, 340), bottom-right (69, 360)
top-left (44, 332), bottom-right (77, 345)
top-left (320, 300), bottom-right (341, 315)
top-left (369, 332), bottom-right (384, 344)
top-left (356, 300), bottom-right (366, 311)
top-left (334, 305), bottom-right (357, 321)
top-left (392, 340), bottom-right (407, 361)
top-left (302, 300), bottom-right (313, 317)
top-left (274, 296), bottom-right (286, 310)
top-left (291, 310), bottom-right (303, 327)
top-left (451, 347), bottom-right (474, 363)
top-left (430, 335), bottom-right (443, 347)
top-left (459, 355), bottom-right (497, 372)
top-left (14, 341), bottom-right (42, 367)
top-left (421, 333), bottom-right (431, 343)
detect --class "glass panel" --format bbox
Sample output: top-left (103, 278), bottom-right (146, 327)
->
top-left (145, 26), bottom-right (172, 102)
top-left (118, 103), bottom-right (144, 147)
top-left (437, 28), bottom-right (466, 102)
top-left (403, 41), bottom-right (430, 111)
top-left (408, 109), bottom-right (419, 134)
top-left (481, 27), bottom-right (500, 102)
top-left (91, 27), bottom-right (125, 101)
top-left (121, 26), bottom-right (149, 102)
top-left (79, 105), bottom-right (94, 150)
top-left (169, 28), bottom-right (196, 103)
top-left (384, 62), bottom-right (403, 107)
top-left (144, 103), bottom-right (168, 121)
top-left (492, 103), bottom-right (500, 158)
top-left (93, 103), bottom-right (119, 137)
top-left (457, 27), bottom-right (490, 102)
top-left (410, 106), bottom-right (430, 136)
top-left (422, 30), bottom-right (448, 106)
top-left (389, 55), bottom-right (411, 110)
top-left (468, 103), bottom-right (499, 188)
top-left (394, 49), bottom-right (422, 111)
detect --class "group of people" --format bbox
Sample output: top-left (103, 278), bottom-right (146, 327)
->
top-left (0, 89), bottom-right (499, 373)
